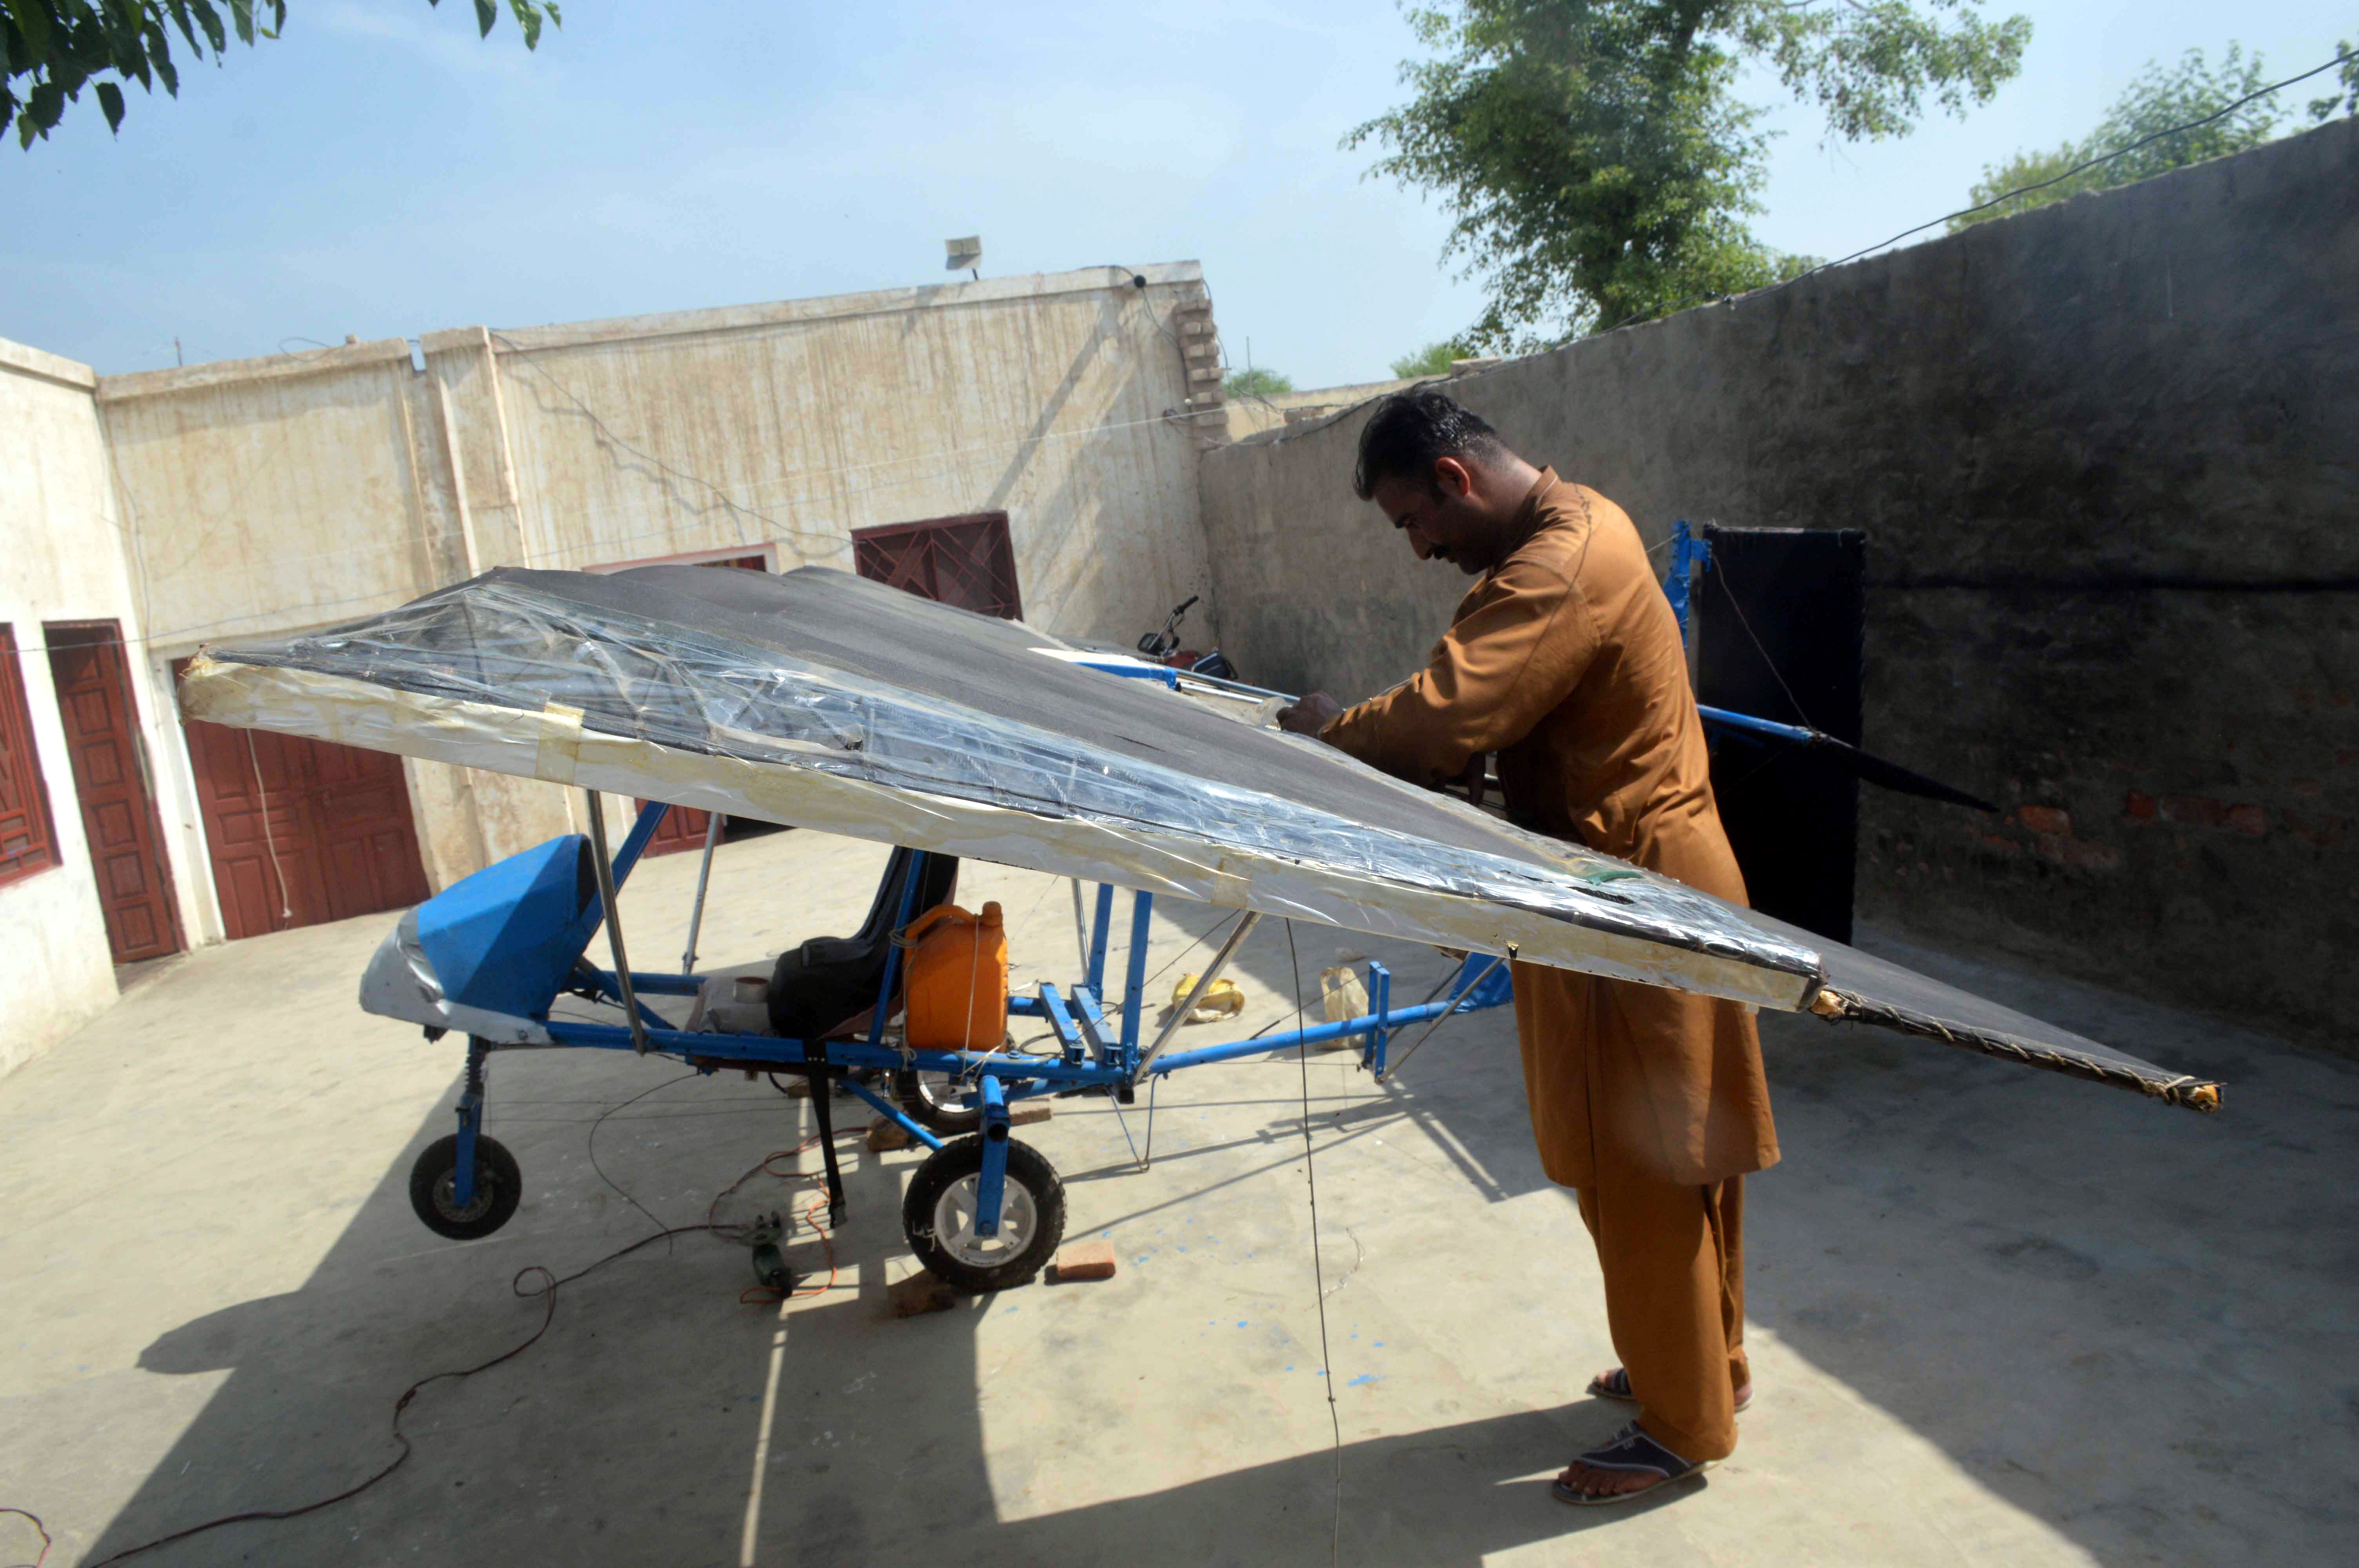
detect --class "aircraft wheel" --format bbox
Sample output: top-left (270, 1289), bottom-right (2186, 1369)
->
top-left (408, 1133), bottom-right (523, 1240)
top-left (894, 1068), bottom-right (983, 1134)
top-left (901, 1135), bottom-right (1064, 1293)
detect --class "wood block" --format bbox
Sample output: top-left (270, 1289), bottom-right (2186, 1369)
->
top-left (888, 1269), bottom-right (962, 1317)
top-left (1052, 1240), bottom-right (1118, 1283)
top-left (1009, 1100), bottom-right (1052, 1126)
top-left (867, 1116), bottom-right (915, 1152)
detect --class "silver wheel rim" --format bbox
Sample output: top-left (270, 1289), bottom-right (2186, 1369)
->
top-left (932, 1171), bottom-right (1038, 1268)
top-left (433, 1167), bottom-right (496, 1222)
top-left (915, 1073), bottom-right (976, 1119)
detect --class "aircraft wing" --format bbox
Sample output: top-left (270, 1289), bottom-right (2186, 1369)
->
top-left (177, 563), bottom-right (2218, 1113)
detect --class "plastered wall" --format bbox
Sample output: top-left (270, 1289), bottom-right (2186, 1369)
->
top-left (1199, 118), bottom-right (2359, 1050)
top-left (0, 340), bottom-right (205, 1072)
top-left (95, 263), bottom-right (1223, 894)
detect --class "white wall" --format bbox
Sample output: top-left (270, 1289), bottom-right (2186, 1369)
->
top-left (0, 338), bottom-right (204, 1074)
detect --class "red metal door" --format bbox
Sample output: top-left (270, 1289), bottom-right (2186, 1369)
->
top-left (177, 661), bottom-right (431, 940)
top-left (852, 513), bottom-right (1023, 619)
top-left (46, 624), bottom-right (183, 963)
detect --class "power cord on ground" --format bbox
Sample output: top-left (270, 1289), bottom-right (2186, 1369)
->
top-left (0, 1505), bottom-right (51, 1567)
top-left (45, 1083), bottom-right (858, 1564)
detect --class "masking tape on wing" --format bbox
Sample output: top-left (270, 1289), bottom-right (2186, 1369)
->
top-left (535, 702), bottom-right (585, 784)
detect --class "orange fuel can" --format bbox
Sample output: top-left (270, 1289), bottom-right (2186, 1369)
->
top-left (901, 901), bottom-right (1009, 1049)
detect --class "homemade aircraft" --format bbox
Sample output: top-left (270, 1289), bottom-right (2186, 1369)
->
top-left (176, 562), bottom-right (2219, 1292)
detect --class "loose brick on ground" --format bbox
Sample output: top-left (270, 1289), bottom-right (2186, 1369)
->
top-left (1052, 1240), bottom-right (1118, 1283)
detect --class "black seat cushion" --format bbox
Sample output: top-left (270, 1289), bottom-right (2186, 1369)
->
top-left (765, 848), bottom-right (960, 1041)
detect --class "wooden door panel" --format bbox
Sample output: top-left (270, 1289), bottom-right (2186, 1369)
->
top-left (179, 659), bottom-right (429, 940)
top-left (636, 801), bottom-right (715, 857)
top-left (852, 512), bottom-right (1022, 620)
top-left (47, 625), bottom-right (182, 963)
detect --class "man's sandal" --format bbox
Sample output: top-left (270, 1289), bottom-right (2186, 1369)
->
top-left (1585, 1366), bottom-right (1752, 1414)
top-left (1550, 1423), bottom-right (1714, 1506)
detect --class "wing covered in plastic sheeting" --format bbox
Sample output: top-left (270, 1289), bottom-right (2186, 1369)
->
top-left (178, 564), bottom-right (2218, 1112)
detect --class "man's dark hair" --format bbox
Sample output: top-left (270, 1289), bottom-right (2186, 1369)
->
top-left (1352, 388), bottom-right (1507, 500)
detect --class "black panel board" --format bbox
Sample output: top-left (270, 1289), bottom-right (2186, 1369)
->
top-left (1695, 526), bottom-right (1867, 944)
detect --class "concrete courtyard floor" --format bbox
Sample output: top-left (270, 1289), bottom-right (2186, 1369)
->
top-left (2, 826), bottom-right (2355, 1566)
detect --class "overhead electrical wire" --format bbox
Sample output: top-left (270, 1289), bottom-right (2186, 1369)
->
top-left (28, 49), bottom-right (2354, 667)
top-left (1583, 44), bottom-right (2359, 340)
top-left (18, 54), bottom-right (2356, 664)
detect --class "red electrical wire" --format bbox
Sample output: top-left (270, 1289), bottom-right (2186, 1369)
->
top-left (0, 1505), bottom-right (51, 1567)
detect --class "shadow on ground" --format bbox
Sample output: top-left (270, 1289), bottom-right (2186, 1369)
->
top-left (64, 862), bottom-right (2359, 1566)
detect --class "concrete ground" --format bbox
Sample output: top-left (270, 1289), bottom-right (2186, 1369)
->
top-left (2, 826), bottom-right (2354, 1566)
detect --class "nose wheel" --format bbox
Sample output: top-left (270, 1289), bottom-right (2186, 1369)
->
top-left (900, 1135), bottom-right (1065, 1294)
top-left (409, 1132), bottom-right (522, 1240)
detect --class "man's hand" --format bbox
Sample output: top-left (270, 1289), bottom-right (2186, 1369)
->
top-left (1278, 691), bottom-right (1344, 737)
top-left (1454, 751), bottom-right (1489, 809)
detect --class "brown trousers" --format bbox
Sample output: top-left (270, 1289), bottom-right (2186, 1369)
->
top-left (1575, 1171), bottom-right (1748, 1463)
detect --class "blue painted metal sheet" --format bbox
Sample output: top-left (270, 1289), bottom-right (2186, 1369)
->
top-left (413, 834), bottom-right (598, 1020)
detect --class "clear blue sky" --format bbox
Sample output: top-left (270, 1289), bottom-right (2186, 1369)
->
top-left (1, 0), bottom-right (2346, 385)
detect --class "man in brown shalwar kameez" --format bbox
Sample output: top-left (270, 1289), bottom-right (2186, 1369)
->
top-left (1279, 390), bottom-right (1776, 1506)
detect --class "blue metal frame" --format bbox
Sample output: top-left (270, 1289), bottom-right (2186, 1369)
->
top-left (451, 1036), bottom-right (489, 1207)
top-left (1667, 518), bottom-right (1710, 649)
top-left (429, 799), bottom-right (1515, 1244)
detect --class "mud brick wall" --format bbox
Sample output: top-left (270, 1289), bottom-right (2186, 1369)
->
top-left (1200, 116), bottom-right (2359, 1052)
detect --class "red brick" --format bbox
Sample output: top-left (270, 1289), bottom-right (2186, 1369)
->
top-left (2225, 804), bottom-right (2268, 837)
top-left (2160, 795), bottom-right (2226, 827)
top-left (1052, 1240), bottom-right (1118, 1283)
top-left (2123, 791), bottom-right (2157, 822)
top-left (2284, 812), bottom-right (2345, 848)
top-left (2017, 805), bottom-right (2073, 836)
top-left (2037, 837), bottom-right (2122, 872)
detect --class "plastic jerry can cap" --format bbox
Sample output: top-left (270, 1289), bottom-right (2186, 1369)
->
top-left (980, 901), bottom-right (1003, 927)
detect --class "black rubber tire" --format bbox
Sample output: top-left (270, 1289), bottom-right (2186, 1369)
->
top-left (894, 1069), bottom-right (984, 1134)
top-left (901, 1134), bottom-right (1065, 1293)
top-left (408, 1132), bottom-right (523, 1241)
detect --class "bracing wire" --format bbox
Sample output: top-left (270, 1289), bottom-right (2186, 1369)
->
top-left (1288, 920), bottom-right (1346, 1567)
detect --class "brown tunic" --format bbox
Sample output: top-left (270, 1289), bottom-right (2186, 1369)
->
top-left (1323, 470), bottom-right (1778, 1189)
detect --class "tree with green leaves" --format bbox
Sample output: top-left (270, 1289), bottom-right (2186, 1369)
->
top-left (1390, 338), bottom-right (1475, 378)
top-left (1225, 366), bottom-right (1295, 399)
top-left (1350, 1), bottom-right (2031, 350)
top-left (1950, 45), bottom-right (2286, 230)
top-left (3, 0), bottom-right (559, 149)
top-left (2306, 32), bottom-right (2356, 123)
